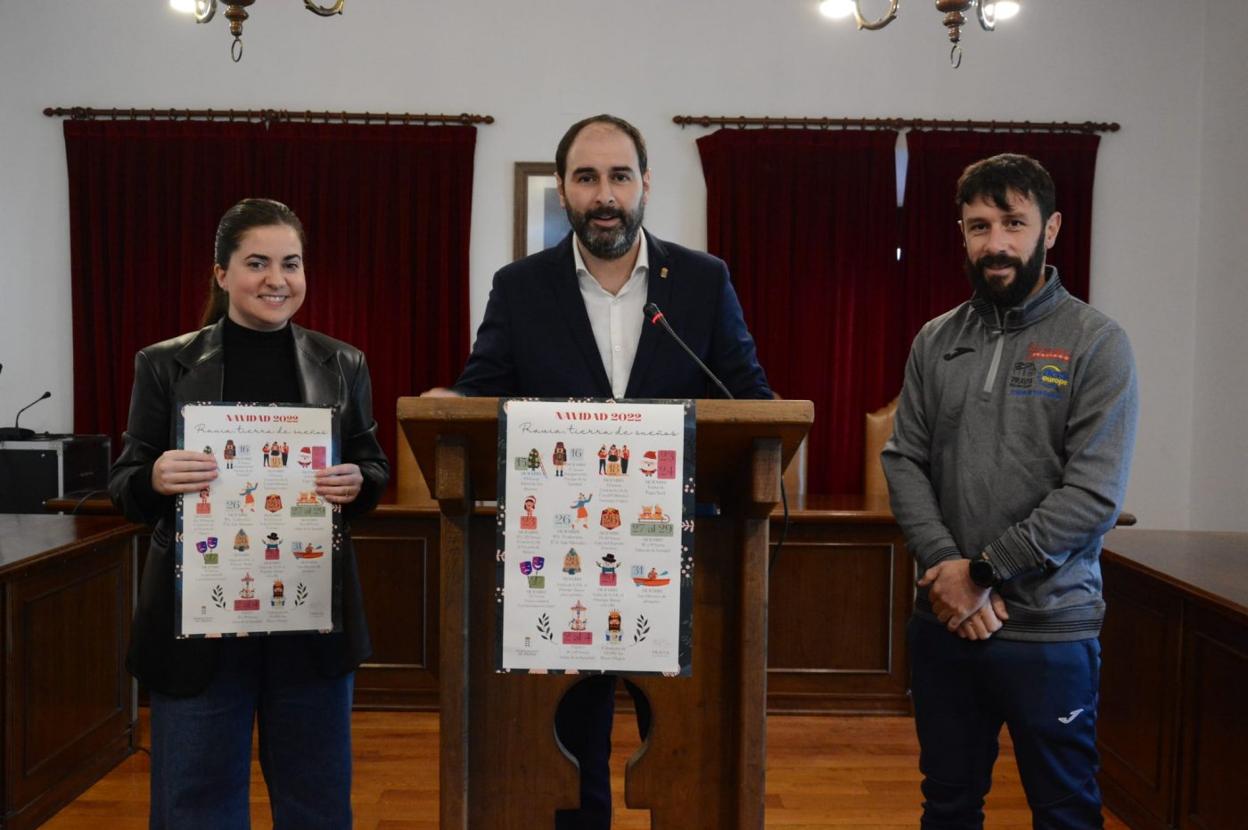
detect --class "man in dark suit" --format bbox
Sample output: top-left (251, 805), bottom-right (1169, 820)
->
top-left (426, 113), bottom-right (771, 829)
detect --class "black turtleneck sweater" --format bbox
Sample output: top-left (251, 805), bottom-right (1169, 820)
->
top-left (221, 315), bottom-right (301, 405)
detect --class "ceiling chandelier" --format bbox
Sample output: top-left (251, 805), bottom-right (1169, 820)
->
top-left (170, 0), bottom-right (345, 63)
top-left (819, 0), bottom-right (1021, 67)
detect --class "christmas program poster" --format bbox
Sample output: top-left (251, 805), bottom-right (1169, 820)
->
top-left (496, 399), bottom-right (695, 675)
top-left (176, 403), bottom-right (340, 638)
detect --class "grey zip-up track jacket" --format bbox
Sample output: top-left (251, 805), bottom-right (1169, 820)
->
top-left (883, 269), bottom-right (1138, 641)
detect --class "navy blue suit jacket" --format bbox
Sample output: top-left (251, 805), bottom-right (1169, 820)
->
top-left (454, 231), bottom-right (772, 400)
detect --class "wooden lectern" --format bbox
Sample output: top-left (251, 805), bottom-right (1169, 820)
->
top-left (397, 397), bottom-right (813, 829)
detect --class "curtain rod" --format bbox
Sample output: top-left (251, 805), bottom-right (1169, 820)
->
top-left (43, 107), bottom-right (494, 127)
top-left (673, 115), bottom-right (1119, 134)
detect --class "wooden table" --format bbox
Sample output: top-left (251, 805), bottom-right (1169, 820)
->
top-left (0, 514), bottom-right (137, 830)
top-left (1098, 529), bottom-right (1248, 830)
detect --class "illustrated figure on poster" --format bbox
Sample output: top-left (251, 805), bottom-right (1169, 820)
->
top-left (520, 495), bottom-right (538, 530)
top-left (638, 505), bottom-right (670, 523)
top-left (563, 547), bottom-right (582, 575)
top-left (620, 445), bottom-right (630, 474)
top-left (270, 442), bottom-right (283, 468)
top-left (597, 552), bottom-right (620, 586)
top-left (196, 488), bottom-right (212, 515)
top-left (526, 447), bottom-right (547, 476)
top-left (520, 556), bottom-right (546, 589)
top-left (631, 566), bottom-right (670, 587)
top-left (240, 481), bottom-right (258, 510)
top-left (553, 441), bottom-right (567, 477)
top-left (263, 532), bottom-right (281, 560)
top-left (223, 439), bottom-right (236, 470)
top-left (196, 537), bottom-right (219, 565)
top-left (298, 446), bottom-right (312, 469)
top-left (606, 444), bottom-right (621, 476)
top-left (271, 579), bottom-right (285, 607)
top-left (281, 442), bottom-right (289, 467)
top-left (605, 610), bottom-right (623, 643)
top-left (234, 572), bottom-right (260, 612)
top-left (569, 600), bottom-right (589, 631)
top-left (261, 442), bottom-right (271, 467)
top-left (599, 507), bottom-right (621, 530)
top-left (233, 528), bottom-right (249, 552)
top-left (639, 450), bottom-right (658, 477)
top-left (294, 542), bottom-right (324, 560)
top-left (597, 445), bottom-right (607, 474)
top-left (570, 492), bottom-right (593, 528)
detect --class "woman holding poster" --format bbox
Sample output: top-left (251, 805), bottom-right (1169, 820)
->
top-left (108, 198), bottom-right (389, 829)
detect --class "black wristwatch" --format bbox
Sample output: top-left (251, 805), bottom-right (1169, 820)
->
top-left (969, 553), bottom-right (1001, 589)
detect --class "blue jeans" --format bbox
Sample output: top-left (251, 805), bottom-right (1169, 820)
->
top-left (908, 617), bottom-right (1103, 830)
top-left (148, 636), bottom-right (354, 830)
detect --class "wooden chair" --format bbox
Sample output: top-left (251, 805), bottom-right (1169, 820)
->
top-left (863, 397), bottom-right (899, 500)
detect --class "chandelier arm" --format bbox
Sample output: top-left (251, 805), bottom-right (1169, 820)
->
top-left (194, 0), bottom-right (217, 24)
top-left (976, 0), bottom-right (998, 31)
top-left (853, 0), bottom-right (900, 31)
top-left (304, 0), bottom-right (345, 16)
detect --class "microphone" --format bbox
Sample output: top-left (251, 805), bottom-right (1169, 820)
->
top-left (0, 391), bottom-right (51, 441)
top-left (643, 302), bottom-right (734, 399)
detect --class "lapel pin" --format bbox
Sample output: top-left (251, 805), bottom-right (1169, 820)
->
top-left (659, 267), bottom-right (669, 279)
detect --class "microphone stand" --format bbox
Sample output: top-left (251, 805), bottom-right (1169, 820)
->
top-left (0, 391), bottom-right (52, 441)
top-left (643, 303), bottom-right (790, 572)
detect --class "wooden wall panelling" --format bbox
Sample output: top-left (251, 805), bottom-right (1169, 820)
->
top-left (766, 521), bottom-right (913, 714)
top-left (1097, 557), bottom-right (1184, 830)
top-left (352, 509), bottom-right (441, 710)
top-left (1179, 602), bottom-right (1248, 830)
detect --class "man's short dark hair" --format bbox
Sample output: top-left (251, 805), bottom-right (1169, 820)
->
top-left (555, 114), bottom-right (648, 179)
top-left (956, 153), bottom-right (1056, 222)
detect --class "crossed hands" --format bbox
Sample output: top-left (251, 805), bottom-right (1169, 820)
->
top-left (918, 558), bottom-right (1010, 641)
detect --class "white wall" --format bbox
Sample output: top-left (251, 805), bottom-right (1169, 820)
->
top-left (1191, 0), bottom-right (1248, 530)
top-left (0, 0), bottom-right (1234, 528)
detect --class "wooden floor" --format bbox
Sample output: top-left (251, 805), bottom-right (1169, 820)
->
top-left (45, 711), bottom-right (1129, 829)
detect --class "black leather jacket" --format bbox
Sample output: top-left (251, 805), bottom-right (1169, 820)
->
top-left (109, 320), bottom-right (389, 696)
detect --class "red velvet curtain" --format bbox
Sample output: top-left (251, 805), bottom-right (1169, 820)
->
top-left (65, 119), bottom-right (476, 465)
top-left (66, 121), bottom-right (259, 456)
top-left (257, 123), bottom-right (476, 460)
top-left (698, 129), bottom-right (902, 493)
top-left (899, 131), bottom-right (1101, 347)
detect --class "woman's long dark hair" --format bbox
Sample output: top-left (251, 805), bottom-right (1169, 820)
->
top-left (200, 198), bottom-right (308, 327)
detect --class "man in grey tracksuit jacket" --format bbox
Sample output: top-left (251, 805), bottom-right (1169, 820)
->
top-left (883, 153), bottom-right (1138, 829)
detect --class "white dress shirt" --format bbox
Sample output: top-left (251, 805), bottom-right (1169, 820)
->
top-left (573, 234), bottom-right (650, 399)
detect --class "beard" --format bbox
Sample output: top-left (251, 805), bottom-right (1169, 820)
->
top-left (567, 201), bottom-right (645, 261)
top-left (965, 232), bottom-right (1048, 309)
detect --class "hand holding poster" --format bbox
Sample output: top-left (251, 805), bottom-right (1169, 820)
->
top-left (497, 399), bottom-right (695, 675)
top-left (177, 403), bottom-right (340, 638)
